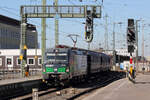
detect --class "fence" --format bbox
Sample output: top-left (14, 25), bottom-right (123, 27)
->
top-left (0, 67), bottom-right (42, 80)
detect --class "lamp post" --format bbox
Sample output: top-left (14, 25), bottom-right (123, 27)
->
top-left (112, 22), bottom-right (116, 70)
top-left (135, 20), bottom-right (141, 72)
top-left (142, 23), bottom-right (146, 71)
top-left (112, 22), bottom-right (123, 70)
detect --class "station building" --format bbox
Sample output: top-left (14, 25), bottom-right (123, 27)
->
top-left (0, 49), bottom-right (41, 70)
top-left (0, 14), bottom-right (38, 49)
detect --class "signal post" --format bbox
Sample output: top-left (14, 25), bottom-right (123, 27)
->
top-left (127, 19), bottom-right (136, 82)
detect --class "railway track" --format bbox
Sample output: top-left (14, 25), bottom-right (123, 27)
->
top-left (48, 71), bottom-right (125, 100)
top-left (12, 88), bottom-right (60, 100)
top-left (68, 72), bottom-right (124, 100)
top-left (11, 71), bottom-right (125, 100)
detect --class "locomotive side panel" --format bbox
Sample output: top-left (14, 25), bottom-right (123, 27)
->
top-left (75, 55), bottom-right (87, 76)
top-left (90, 52), bottom-right (111, 74)
top-left (90, 54), bottom-right (98, 73)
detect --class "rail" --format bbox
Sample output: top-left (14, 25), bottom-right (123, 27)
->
top-left (11, 71), bottom-right (126, 100)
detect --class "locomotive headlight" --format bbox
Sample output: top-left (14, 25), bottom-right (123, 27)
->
top-left (54, 68), bottom-right (57, 72)
top-left (54, 49), bottom-right (59, 53)
top-left (55, 49), bottom-right (59, 52)
top-left (66, 68), bottom-right (69, 72)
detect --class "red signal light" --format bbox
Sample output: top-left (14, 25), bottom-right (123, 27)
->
top-left (130, 58), bottom-right (132, 64)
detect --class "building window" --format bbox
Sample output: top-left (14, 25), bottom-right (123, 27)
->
top-left (38, 58), bottom-right (42, 65)
top-left (28, 58), bottom-right (35, 65)
top-left (7, 58), bottom-right (12, 65)
top-left (0, 58), bottom-right (2, 66)
top-left (17, 58), bottom-right (21, 65)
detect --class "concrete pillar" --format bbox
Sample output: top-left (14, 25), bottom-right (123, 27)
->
top-left (32, 88), bottom-right (38, 100)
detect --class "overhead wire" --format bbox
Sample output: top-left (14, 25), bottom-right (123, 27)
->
top-left (0, 7), bottom-right (65, 44)
top-left (68, 0), bottom-right (77, 5)
top-left (0, 6), bottom-right (86, 45)
top-left (0, 2), bottom-right (111, 48)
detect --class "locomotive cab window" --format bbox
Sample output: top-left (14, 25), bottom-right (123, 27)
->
top-left (46, 53), bottom-right (67, 61)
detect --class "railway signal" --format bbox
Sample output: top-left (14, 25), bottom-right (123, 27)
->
top-left (127, 19), bottom-right (136, 53)
top-left (128, 45), bottom-right (135, 53)
top-left (85, 10), bottom-right (93, 43)
top-left (128, 56), bottom-right (136, 82)
top-left (23, 45), bottom-right (27, 60)
top-left (20, 45), bottom-right (27, 61)
top-left (19, 45), bottom-right (27, 77)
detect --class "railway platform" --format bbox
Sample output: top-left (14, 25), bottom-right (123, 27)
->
top-left (83, 73), bottom-right (150, 100)
top-left (0, 75), bottom-right (42, 86)
top-left (0, 75), bottom-right (42, 99)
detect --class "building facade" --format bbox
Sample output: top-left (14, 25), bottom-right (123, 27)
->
top-left (0, 14), bottom-right (38, 49)
top-left (116, 48), bottom-right (136, 57)
top-left (0, 49), bottom-right (41, 70)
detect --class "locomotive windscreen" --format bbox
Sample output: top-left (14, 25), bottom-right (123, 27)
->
top-left (46, 53), bottom-right (67, 62)
top-left (43, 51), bottom-right (69, 73)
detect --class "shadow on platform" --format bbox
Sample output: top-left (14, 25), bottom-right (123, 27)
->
top-left (135, 81), bottom-right (150, 84)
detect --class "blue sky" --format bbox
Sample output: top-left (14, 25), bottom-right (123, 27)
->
top-left (0, 0), bottom-right (150, 56)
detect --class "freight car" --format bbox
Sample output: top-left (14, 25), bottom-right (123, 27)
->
top-left (42, 45), bottom-right (111, 85)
